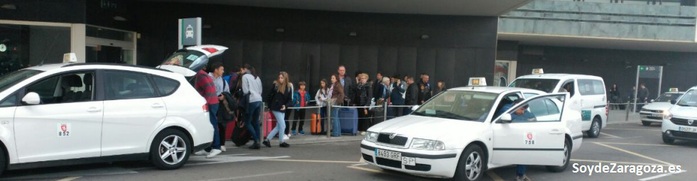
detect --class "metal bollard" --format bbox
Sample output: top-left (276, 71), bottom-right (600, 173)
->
top-left (327, 102), bottom-right (332, 138)
top-left (383, 101), bottom-right (388, 123)
top-left (260, 102), bottom-right (266, 142)
top-left (625, 101), bottom-right (630, 122)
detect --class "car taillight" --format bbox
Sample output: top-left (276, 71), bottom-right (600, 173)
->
top-left (605, 103), bottom-right (609, 116)
top-left (203, 104), bottom-right (208, 112)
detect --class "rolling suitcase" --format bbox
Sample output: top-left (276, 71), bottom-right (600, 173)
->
top-left (338, 108), bottom-right (358, 135)
top-left (263, 111), bottom-right (277, 138)
top-left (311, 113), bottom-right (322, 135)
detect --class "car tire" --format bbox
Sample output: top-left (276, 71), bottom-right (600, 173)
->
top-left (150, 129), bottom-right (191, 170)
top-left (452, 144), bottom-right (486, 181)
top-left (0, 146), bottom-right (6, 176)
top-left (546, 139), bottom-right (571, 172)
top-left (662, 134), bottom-right (675, 144)
top-left (642, 121), bottom-right (651, 126)
top-left (586, 118), bottom-right (601, 138)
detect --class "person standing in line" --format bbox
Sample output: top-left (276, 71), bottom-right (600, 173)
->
top-left (241, 64), bottom-right (263, 150)
top-left (194, 66), bottom-right (222, 158)
top-left (291, 81), bottom-right (311, 135)
top-left (373, 72), bottom-right (383, 103)
top-left (354, 73), bottom-right (372, 134)
top-left (434, 80), bottom-right (446, 96)
top-left (263, 71), bottom-right (293, 148)
top-left (315, 79), bottom-right (330, 134)
top-left (404, 76), bottom-right (419, 115)
top-left (418, 73), bottom-right (432, 104)
top-left (638, 83), bottom-right (650, 111)
top-left (609, 84), bottom-right (620, 110)
top-left (389, 75), bottom-right (405, 119)
top-left (329, 74), bottom-right (345, 137)
top-left (338, 65), bottom-right (354, 105)
top-left (208, 62), bottom-right (231, 152)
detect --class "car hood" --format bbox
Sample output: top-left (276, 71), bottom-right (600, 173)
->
top-left (368, 115), bottom-right (486, 140)
top-left (669, 106), bottom-right (697, 119)
top-left (643, 102), bottom-right (673, 111)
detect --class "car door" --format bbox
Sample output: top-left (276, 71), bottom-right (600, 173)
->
top-left (490, 93), bottom-right (567, 166)
top-left (100, 70), bottom-right (167, 156)
top-left (13, 71), bottom-right (103, 163)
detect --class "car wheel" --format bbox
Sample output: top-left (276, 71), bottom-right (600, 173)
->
top-left (453, 144), bottom-right (486, 181)
top-left (586, 118), bottom-right (601, 138)
top-left (150, 129), bottom-right (191, 170)
top-left (662, 134), bottom-right (675, 144)
top-left (546, 139), bottom-right (571, 172)
top-left (0, 146), bottom-right (6, 176)
top-left (642, 121), bottom-right (651, 126)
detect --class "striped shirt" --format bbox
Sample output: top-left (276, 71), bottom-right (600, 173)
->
top-left (195, 70), bottom-right (219, 104)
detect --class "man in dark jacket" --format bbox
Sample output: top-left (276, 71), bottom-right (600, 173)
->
top-left (338, 65), bottom-right (354, 105)
top-left (373, 72), bottom-right (383, 102)
top-left (417, 73), bottom-right (432, 104)
top-left (389, 75), bottom-right (405, 119)
top-left (405, 76), bottom-right (419, 114)
top-left (355, 73), bottom-right (373, 132)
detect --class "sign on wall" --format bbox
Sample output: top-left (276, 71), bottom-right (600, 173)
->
top-left (178, 17), bottom-right (201, 49)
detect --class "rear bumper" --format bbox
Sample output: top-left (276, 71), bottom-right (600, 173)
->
top-left (194, 142), bottom-right (212, 152)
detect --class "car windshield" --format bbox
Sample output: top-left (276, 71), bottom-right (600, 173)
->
top-left (161, 50), bottom-right (207, 72)
top-left (509, 78), bottom-right (559, 93)
top-left (676, 90), bottom-right (697, 107)
top-left (655, 93), bottom-right (683, 102)
top-left (0, 69), bottom-right (43, 93)
top-left (412, 90), bottom-right (497, 122)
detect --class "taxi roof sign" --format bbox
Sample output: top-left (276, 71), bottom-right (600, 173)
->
top-left (532, 68), bottom-right (544, 74)
top-left (468, 77), bottom-right (487, 86)
top-left (669, 88), bottom-right (679, 92)
top-left (63, 53), bottom-right (77, 63)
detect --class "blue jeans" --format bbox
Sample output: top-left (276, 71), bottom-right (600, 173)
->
top-left (331, 107), bottom-right (341, 137)
top-left (267, 111), bottom-right (287, 143)
top-left (205, 104), bottom-right (221, 151)
top-left (245, 101), bottom-right (262, 142)
top-left (516, 165), bottom-right (527, 176)
top-left (320, 106), bottom-right (327, 132)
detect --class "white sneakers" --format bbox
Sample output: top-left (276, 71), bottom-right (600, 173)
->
top-left (195, 148), bottom-right (222, 158)
top-left (284, 134), bottom-right (291, 140)
top-left (220, 146), bottom-right (226, 152)
top-left (206, 149), bottom-right (222, 158)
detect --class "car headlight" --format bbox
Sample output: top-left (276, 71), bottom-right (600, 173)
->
top-left (663, 111), bottom-right (672, 120)
top-left (364, 131), bottom-right (379, 142)
top-left (410, 138), bottom-right (446, 150)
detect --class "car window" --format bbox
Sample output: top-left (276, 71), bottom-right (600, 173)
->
top-left (524, 93), bottom-right (538, 98)
top-left (528, 99), bottom-right (548, 117)
top-left (676, 90), bottom-right (697, 107)
top-left (0, 93), bottom-right (17, 107)
top-left (412, 90), bottom-right (497, 122)
top-left (0, 69), bottom-right (43, 93)
top-left (105, 71), bottom-right (157, 100)
top-left (559, 81), bottom-right (575, 97)
top-left (25, 72), bottom-right (93, 104)
top-left (545, 99), bottom-right (560, 114)
top-left (655, 93), bottom-right (683, 102)
top-left (578, 79), bottom-right (605, 95)
top-left (509, 78), bottom-right (559, 93)
top-left (506, 96), bottom-right (564, 123)
top-left (152, 76), bottom-right (180, 96)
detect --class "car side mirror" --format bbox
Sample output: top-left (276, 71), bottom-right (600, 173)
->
top-left (671, 100), bottom-right (677, 105)
top-left (499, 114), bottom-right (512, 123)
top-left (22, 92), bottom-right (41, 105)
top-left (411, 105), bottom-right (420, 111)
top-left (650, 99), bottom-right (654, 103)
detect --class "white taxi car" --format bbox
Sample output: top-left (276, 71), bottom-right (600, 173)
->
top-left (0, 45), bottom-right (226, 175)
top-left (361, 78), bottom-right (583, 180)
top-left (640, 89), bottom-right (684, 126)
top-left (662, 86), bottom-right (697, 144)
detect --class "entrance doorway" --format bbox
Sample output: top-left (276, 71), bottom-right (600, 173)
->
top-left (494, 60), bottom-right (517, 87)
top-left (86, 45), bottom-right (123, 63)
top-left (85, 25), bottom-right (137, 64)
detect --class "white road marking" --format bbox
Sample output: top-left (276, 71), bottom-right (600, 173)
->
top-left (264, 158), bottom-right (361, 164)
top-left (600, 132), bottom-right (623, 139)
top-left (56, 176), bottom-right (81, 181)
top-left (196, 171), bottom-right (293, 181)
top-left (594, 142), bottom-right (673, 165)
top-left (186, 155), bottom-right (291, 167)
top-left (571, 159), bottom-right (672, 166)
top-left (593, 142), bottom-right (673, 147)
top-left (639, 169), bottom-right (687, 181)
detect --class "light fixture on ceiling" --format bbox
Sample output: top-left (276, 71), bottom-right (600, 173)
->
top-left (113, 16), bottom-right (127, 22)
top-left (420, 34), bottom-right (430, 39)
top-left (348, 32), bottom-right (357, 37)
top-left (1, 4), bottom-right (17, 10)
top-left (276, 28), bottom-right (285, 33)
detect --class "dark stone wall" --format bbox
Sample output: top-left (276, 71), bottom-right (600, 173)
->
top-left (516, 45), bottom-right (697, 99)
top-left (0, 0), bottom-right (86, 24)
top-left (131, 2), bottom-right (499, 93)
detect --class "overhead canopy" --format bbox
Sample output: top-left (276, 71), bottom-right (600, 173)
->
top-left (499, 33), bottom-right (697, 53)
top-left (142, 0), bottom-right (532, 16)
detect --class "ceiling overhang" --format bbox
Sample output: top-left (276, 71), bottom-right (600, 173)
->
top-left (141, 0), bottom-right (532, 16)
top-left (499, 33), bottom-right (697, 53)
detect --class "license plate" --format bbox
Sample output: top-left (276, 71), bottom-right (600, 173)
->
top-left (376, 149), bottom-right (401, 161)
top-left (679, 126), bottom-right (697, 133)
top-left (402, 156), bottom-right (416, 166)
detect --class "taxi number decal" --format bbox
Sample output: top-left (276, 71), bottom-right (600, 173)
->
top-left (524, 132), bottom-right (535, 145)
top-left (58, 123), bottom-right (71, 137)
